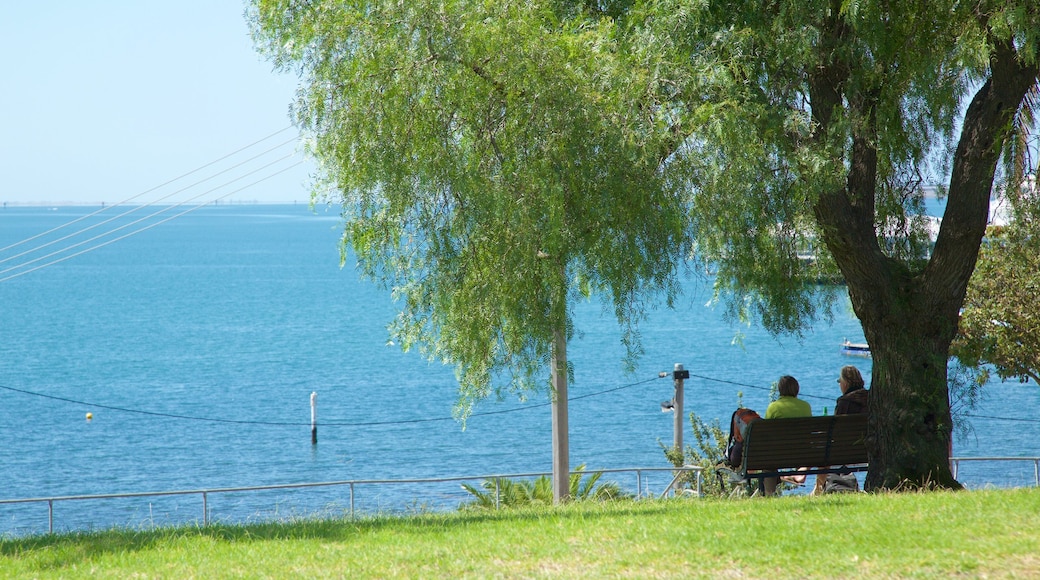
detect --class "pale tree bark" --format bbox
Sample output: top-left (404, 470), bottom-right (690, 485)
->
top-left (551, 322), bottom-right (569, 503)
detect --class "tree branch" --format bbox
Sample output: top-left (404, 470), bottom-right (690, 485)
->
top-left (925, 37), bottom-right (1040, 308)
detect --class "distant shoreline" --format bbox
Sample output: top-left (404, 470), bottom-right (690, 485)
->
top-left (0, 199), bottom-right (306, 208)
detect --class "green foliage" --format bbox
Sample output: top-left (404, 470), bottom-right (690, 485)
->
top-left (954, 191), bottom-right (1040, 385)
top-left (459, 464), bottom-right (628, 509)
top-left (250, 0), bottom-right (693, 410)
top-left (662, 411), bottom-right (730, 497)
top-left (652, 0), bottom-right (982, 331)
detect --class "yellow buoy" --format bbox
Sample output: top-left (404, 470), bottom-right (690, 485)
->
top-left (86, 412), bottom-right (93, 421)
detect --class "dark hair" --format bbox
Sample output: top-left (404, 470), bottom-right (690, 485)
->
top-left (777, 375), bottom-right (800, 397)
top-left (840, 365), bottom-right (865, 391)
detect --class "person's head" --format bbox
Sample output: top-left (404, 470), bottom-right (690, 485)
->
top-left (777, 375), bottom-right (800, 397)
top-left (838, 365), bottom-right (865, 394)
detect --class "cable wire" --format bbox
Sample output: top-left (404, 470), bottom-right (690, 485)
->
top-left (0, 135), bottom-right (299, 269)
top-left (4, 373), bottom-right (1035, 428)
top-left (0, 159), bottom-right (304, 283)
top-left (0, 375), bottom-right (667, 428)
top-left (687, 371), bottom-right (835, 403)
top-left (0, 127), bottom-right (296, 256)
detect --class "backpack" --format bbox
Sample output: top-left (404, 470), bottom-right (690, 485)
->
top-left (724, 407), bottom-right (762, 468)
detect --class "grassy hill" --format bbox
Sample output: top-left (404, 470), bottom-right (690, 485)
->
top-left (2, 488), bottom-right (1038, 578)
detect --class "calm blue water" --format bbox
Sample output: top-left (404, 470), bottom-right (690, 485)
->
top-left (1, 204), bottom-right (1037, 536)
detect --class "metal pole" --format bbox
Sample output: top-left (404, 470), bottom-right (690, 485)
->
top-left (203, 492), bottom-right (208, 526)
top-left (48, 499), bottom-right (53, 534)
top-left (673, 364), bottom-right (686, 451)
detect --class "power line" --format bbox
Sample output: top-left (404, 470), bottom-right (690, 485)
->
top-left (4, 373), bottom-right (1035, 429)
top-left (0, 158), bottom-right (304, 283)
top-left (0, 135), bottom-right (299, 269)
top-left (0, 375), bottom-right (665, 428)
top-left (687, 371), bottom-right (835, 403)
top-left (0, 126), bottom-right (296, 256)
top-left (963, 413), bottom-right (1040, 423)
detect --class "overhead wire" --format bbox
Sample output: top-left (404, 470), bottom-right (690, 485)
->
top-left (0, 126), bottom-right (296, 256)
top-left (0, 134), bottom-right (299, 269)
top-left (0, 375), bottom-right (667, 428)
top-left (3, 373), bottom-right (1033, 428)
top-left (0, 158), bottom-right (304, 283)
top-left (0, 128), bottom-right (305, 283)
top-left (688, 371), bottom-right (835, 403)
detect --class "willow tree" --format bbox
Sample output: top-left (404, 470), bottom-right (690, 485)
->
top-left (657, 0), bottom-right (1040, 488)
top-left (249, 1), bottom-right (691, 502)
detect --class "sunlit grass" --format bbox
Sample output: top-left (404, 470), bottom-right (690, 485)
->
top-left (2, 488), bottom-right (1038, 578)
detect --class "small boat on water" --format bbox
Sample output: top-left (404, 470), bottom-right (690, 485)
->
top-left (841, 339), bottom-right (871, 357)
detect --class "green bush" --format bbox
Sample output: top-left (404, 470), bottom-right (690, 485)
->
top-left (460, 464), bottom-right (629, 509)
top-left (662, 412), bottom-right (734, 497)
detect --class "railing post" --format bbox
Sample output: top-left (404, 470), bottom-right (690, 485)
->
top-left (1035, 459), bottom-right (1039, 487)
top-left (203, 492), bottom-right (208, 526)
top-left (495, 477), bottom-right (501, 510)
top-left (48, 499), bottom-right (53, 534)
top-left (350, 483), bottom-right (355, 520)
top-left (635, 470), bottom-right (642, 499)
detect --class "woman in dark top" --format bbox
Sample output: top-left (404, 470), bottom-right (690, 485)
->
top-left (813, 365), bottom-right (869, 494)
top-left (835, 365), bottom-right (869, 415)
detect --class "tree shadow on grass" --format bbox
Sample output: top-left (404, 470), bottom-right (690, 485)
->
top-left (0, 500), bottom-right (680, 570)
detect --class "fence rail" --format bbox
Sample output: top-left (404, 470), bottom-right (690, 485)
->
top-left (3, 458), bottom-right (1036, 536)
top-left (950, 456), bottom-right (1040, 486)
top-left (0, 466), bottom-right (702, 535)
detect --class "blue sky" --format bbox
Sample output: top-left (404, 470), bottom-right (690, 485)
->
top-left (1, 2), bottom-right (312, 205)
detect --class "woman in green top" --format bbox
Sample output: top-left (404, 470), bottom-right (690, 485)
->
top-left (762, 375), bottom-right (812, 494)
top-left (765, 375), bottom-right (812, 418)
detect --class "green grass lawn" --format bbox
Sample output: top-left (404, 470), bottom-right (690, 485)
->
top-left (2, 488), bottom-right (1038, 578)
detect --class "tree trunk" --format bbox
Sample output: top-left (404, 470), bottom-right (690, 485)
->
top-left (856, 290), bottom-right (961, 490)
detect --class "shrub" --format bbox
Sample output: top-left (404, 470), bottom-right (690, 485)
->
top-left (460, 464), bottom-right (629, 509)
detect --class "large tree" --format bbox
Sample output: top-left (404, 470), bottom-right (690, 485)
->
top-left (253, 0), bottom-right (1040, 493)
top-left (249, 0), bottom-right (691, 501)
top-left (659, 0), bottom-right (1039, 488)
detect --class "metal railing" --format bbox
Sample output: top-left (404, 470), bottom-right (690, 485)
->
top-left (4, 458), bottom-right (1037, 537)
top-left (950, 457), bottom-right (1040, 487)
top-left (0, 466), bottom-right (702, 536)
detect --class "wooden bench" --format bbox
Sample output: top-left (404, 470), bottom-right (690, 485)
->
top-left (739, 414), bottom-right (869, 493)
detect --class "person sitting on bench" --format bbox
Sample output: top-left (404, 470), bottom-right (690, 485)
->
top-left (762, 375), bottom-right (812, 495)
top-left (813, 365), bottom-right (870, 494)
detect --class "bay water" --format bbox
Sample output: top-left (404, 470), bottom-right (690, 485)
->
top-left (1, 204), bottom-right (1037, 536)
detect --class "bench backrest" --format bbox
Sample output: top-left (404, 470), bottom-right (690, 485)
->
top-left (741, 414), bottom-right (868, 473)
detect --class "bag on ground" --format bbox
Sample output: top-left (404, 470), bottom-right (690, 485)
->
top-left (824, 473), bottom-right (860, 493)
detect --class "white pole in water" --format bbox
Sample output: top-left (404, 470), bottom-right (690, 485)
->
top-left (310, 391), bottom-right (317, 444)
